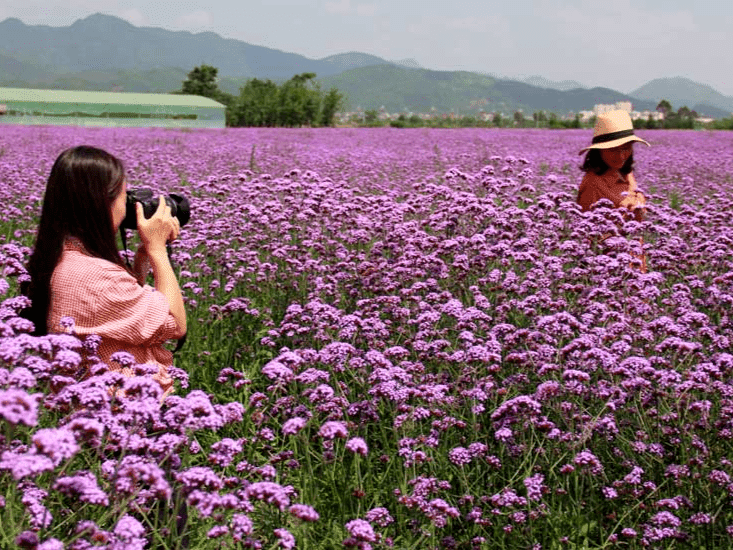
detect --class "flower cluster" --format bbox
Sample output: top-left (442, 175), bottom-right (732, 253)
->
top-left (2, 126), bottom-right (733, 547)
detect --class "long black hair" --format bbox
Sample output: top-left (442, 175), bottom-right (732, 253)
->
top-left (581, 148), bottom-right (634, 176)
top-left (22, 146), bottom-right (127, 335)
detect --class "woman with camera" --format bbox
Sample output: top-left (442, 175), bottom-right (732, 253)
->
top-left (23, 145), bottom-right (186, 396)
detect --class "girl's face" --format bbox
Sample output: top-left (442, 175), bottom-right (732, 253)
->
top-left (600, 142), bottom-right (633, 170)
top-left (110, 179), bottom-right (128, 232)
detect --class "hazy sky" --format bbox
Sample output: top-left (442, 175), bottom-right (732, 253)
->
top-left (1, 0), bottom-right (731, 95)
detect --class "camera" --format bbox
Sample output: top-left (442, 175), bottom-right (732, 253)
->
top-left (121, 188), bottom-right (191, 230)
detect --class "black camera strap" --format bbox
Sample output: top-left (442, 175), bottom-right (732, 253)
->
top-left (120, 227), bottom-right (132, 268)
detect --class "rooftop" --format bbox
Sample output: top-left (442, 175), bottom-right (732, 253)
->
top-left (0, 87), bottom-right (225, 108)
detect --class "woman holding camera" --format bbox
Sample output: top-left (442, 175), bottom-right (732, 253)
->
top-left (23, 145), bottom-right (186, 396)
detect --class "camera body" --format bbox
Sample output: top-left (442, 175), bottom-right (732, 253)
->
top-left (121, 188), bottom-right (191, 230)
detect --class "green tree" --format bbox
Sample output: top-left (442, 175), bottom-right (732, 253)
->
top-left (548, 112), bottom-right (563, 129)
top-left (180, 64), bottom-right (236, 124)
top-left (181, 64), bottom-right (220, 98)
top-left (320, 87), bottom-right (344, 127)
top-left (656, 99), bottom-right (673, 118)
top-left (233, 78), bottom-right (280, 127)
top-left (674, 106), bottom-right (695, 129)
top-left (514, 111), bottom-right (525, 127)
top-left (275, 72), bottom-right (320, 127)
top-left (459, 115), bottom-right (477, 127)
top-left (364, 109), bottom-right (379, 124)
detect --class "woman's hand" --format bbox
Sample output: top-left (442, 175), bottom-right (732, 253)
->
top-left (619, 190), bottom-right (644, 209)
top-left (136, 196), bottom-right (181, 255)
top-left (620, 191), bottom-right (646, 222)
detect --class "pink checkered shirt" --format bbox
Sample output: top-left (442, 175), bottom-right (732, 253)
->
top-left (48, 238), bottom-right (183, 394)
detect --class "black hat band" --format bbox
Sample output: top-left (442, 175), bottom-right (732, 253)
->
top-left (592, 129), bottom-right (635, 144)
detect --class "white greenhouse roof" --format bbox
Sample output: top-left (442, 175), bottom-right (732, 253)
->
top-left (0, 87), bottom-right (225, 108)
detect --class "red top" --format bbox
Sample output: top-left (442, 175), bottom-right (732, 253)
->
top-left (48, 238), bottom-right (183, 395)
top-left (577, 169), bottom-right (646, 220)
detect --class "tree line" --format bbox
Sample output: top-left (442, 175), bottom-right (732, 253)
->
top-left (632, 99), bottom-right (698, 129)
top-left (361, 102), bottom-right (719, 131)
top-left (358, 110), bottom-right (585, 129)
top-left (180, 65), bottom-right (344, 127)
top-left (180, 67), bottom-right (731, 131)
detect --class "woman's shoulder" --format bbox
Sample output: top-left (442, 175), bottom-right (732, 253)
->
top-left (582, 168), bottom-right (621, 180)
top-left (578, 169), bottom-right (605, 192)
top-left (56, 242), bottom-right (134, 287)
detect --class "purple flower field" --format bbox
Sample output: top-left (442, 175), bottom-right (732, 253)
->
top-left (1, 125), bottom-right (733, 548)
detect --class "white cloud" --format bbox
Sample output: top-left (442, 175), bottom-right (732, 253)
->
top-left (537, 0), bottom-right (698, 52)
top-left (408, 14), bottom-right (510, 37)
top-left (325, 0), bottom-right (351, 15)
top-left (521, 0), bottom-right (714, 90)
top-left (356, 3), bottom-right (377, 17)
top-left (118, 8), bottom-right (147, 27)
top-left (173, 10), bottom-right (214, 31)
top-left (64, 0), bottom-right (118, 11)
top-left (324, 0), bottom-right (377, 17)
top-left (446, 15), bottom-right (507, 33)
top-left (404, 13), bottom-right (513, 69)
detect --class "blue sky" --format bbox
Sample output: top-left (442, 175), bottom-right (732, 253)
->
top-left (1, 0), bottom-right (731, 95)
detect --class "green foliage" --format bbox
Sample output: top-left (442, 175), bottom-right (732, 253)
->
top-left (181, 67), bottom-right (345, 128)
top-left (231, 78), bottom-right (281, 127)
top-left (229, 73), bottom-right (345, 128)
top-left (710, 117), bottom-right (733, 130)
top-left (364, 109), bottom-right (379, 124)
top-left (278, 72), bottom-right (320, 127)
top-left (656, 98), bottom-right (673, 116)
top-left (179, 64), bottom-right (236, 124)
top-left (320, 87), bottom-right (344, 126)
top-left (181, 65), bottom-right (220, 98)
top-left (651, 99), bottom-right (702, 129)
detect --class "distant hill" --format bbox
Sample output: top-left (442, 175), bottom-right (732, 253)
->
top-left (0, 14), bottom-right (729, 118)
top-left (521, 76), bottom-right (586, 91)
top-left (392, 58), bottom-right (423, 69)
top-left (689, 103), bottom-right (733, 119)
top-left (0, 13), bottom-right (395, 81)
top-left (629, 77), bottom-right (733, 115)
top-left (319, 65), bottom-right (657, 114)
top-left (320, 52), bottom-right (394, 73)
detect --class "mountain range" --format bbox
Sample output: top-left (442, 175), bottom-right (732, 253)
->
top-left (0, 13), bottom-right (731, 118)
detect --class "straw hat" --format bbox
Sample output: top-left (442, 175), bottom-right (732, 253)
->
top-left (579, 109), bottom-right (650, 154)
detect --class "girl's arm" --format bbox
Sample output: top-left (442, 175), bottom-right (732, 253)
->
top-left (577, 172), bottom-right (604, 212)
top-left (620, 172), bottom-right (646, 221)
top-left (135, 199), bottom-right (187, 335)
top-left (132, 245), bottom-right (151, 286)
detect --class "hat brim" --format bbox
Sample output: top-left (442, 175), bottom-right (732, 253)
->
top-left (578, 135), bottom-right (650, 155)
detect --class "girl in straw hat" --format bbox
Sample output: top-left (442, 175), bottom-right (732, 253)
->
top-left (577, 109), bottom-right (650, 271)
top-left (577, 109), bottom-right (650, 217)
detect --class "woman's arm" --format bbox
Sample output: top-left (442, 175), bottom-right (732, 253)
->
top-left (136, 199), bottom-right (187, 335)
top-left (577, 173), bottom-right (604, 212)
top-left (133, 246), bottom-right (151, 286)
